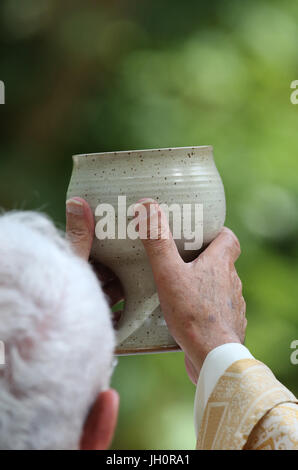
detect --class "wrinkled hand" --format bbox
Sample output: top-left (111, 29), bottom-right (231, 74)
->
top-left (65, 197), bottom-right (247, 386)
top-left (65, 197), bottom-right (124, 327)
top-left (137, 200), bottom-right (247, 384)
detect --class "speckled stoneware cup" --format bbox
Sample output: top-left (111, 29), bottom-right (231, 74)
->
top-left (66, 146), bottom-right (226, 355)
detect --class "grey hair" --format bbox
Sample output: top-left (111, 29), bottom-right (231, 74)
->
top-left (0, 211), bottom-right (115, 449)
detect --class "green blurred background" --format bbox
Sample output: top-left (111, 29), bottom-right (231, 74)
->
top-left (1, 0), bottom-right (298, 449)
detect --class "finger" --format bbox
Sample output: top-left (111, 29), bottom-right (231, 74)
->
top-left (231, 267), bottom-right (243, 293)
top-left (66, 197), bottom-right (95, 260)
top-left (184, 355), bottom-right (199, 385)
top-left (200, 227), bottom-right (241, 264)
top-left (241, 315), bottom-right (247, 344)
top-left (241, 297), bottom-right (246, 316)
top-left (136, 199), bottom-right (183, 280)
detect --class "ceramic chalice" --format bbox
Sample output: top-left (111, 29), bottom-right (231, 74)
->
top-left (66, 146), bottom-right (226, 354)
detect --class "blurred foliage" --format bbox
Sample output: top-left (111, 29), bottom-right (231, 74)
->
top-left (0, 0), bottom-right (298, 449)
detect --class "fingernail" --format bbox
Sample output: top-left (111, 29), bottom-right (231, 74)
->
top-left (66, 198), bottom-right (84, 216)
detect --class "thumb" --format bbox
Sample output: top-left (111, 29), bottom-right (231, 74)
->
top-left (66, 197), bottom-right (94, 260)
top-left (136, 199), bottom-right (182, 279)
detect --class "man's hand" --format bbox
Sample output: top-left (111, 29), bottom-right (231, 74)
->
top-left (66, 197), bottom-right (124, 326)
top-left (65, 197), bottom-right (247, 385)
top-left (137, 200), bottom-right (247, 384)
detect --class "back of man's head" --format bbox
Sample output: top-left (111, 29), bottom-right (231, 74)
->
top-left (0, 211), bottom-right (115, 449)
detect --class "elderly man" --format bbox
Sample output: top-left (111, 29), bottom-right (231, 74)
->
top-left (0, 197), bottom-right (296, 450)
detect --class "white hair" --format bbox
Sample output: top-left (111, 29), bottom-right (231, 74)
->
top-left (0, 211), bottom-right (115, 449)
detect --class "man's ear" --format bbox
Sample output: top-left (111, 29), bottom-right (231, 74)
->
top-left (80, 389), bottom-right (119, 450)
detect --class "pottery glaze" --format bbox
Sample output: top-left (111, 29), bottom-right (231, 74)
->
top-left (66, 146), bottom-right (226, 354)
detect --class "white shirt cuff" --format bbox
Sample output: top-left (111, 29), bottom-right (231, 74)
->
top-left (194, 343), bottom-right (254, 438)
